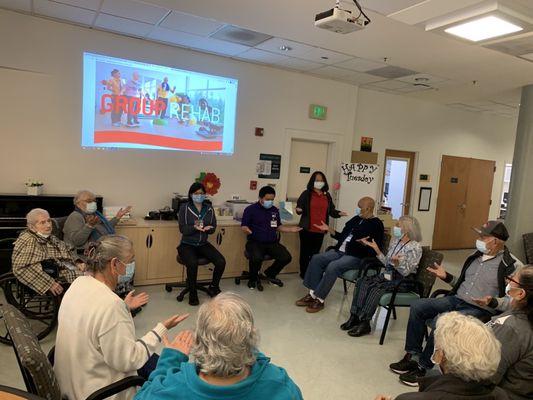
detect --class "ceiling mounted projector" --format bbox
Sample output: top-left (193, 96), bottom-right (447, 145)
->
top-left (315, 0), bottom-right (371, 34)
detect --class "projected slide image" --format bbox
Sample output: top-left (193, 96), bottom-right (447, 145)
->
top-left (83, 53), bottom-right (238, 154)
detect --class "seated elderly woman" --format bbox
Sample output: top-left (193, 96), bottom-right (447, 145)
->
top-left (376, 311), bottom-right (508, 400)
top-left (135, 292), bottom-right (303, 400)
top-left (63, 189), bottom-right (131, 251)
top-left (340, 215), bottom-right (423, 337)
top-left (487, 265), bottom-right (533, 400)
top-left (55, 235), bottom-right (188, 400)
top-left (12, 208), bottom-right (83, 296)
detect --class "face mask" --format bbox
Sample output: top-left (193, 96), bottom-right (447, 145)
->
top-left (476, 239), bottom-right (488, 254)
top-left (86, 201), bottom-right (97, 214)
top-left (192, 194), bottom-right (206, 204)
top-left (36, 231), bottom-right (50, 239)
top-left (118, 261), bottom-right (135, 285)
top-left (355, 207), bottom-right (362, 216)
top-left (393, 226), bottom-right (403, 238)
top-left (506, 283), bottom-right (525, 299)
top-left (262, 200), bottom-right (274, 209)
top-left (314, 181), bottom-right (325, 190)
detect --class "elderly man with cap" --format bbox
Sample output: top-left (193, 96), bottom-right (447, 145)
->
top-left (389, 220), bottom-right (522, 387)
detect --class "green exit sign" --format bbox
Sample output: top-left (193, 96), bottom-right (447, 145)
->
top-left (309, 104), bottom-right (327, 120)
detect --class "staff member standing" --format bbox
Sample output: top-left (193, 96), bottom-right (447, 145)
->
top-left (295, 171), bottom-right (346, 279)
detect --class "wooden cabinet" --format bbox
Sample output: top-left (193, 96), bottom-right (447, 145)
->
top-left (116, 221), bottom-right (300, 286)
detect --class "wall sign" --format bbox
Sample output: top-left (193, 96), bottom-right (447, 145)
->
top-left (258, 153), bottom-right (281, 179)
top-left (418, 187), bottom-right (432, 211)
top-left (340, 163), bottom-right (379, 184)
top-left (309, 104), bottom-right (327, 120)
top-left (419, 174), bottom-right (430, 182)
top-left (451, 177), bottom-right (459, 183)
top-left (300, 167), bottom-right (311, 174)
top-left (360, 136), bottom-right (373, 152)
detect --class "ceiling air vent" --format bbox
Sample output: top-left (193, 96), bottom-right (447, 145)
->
top-left (210, 25), bottom-right (273, 46)
top-left (366, 65), bottom-right (417, 79)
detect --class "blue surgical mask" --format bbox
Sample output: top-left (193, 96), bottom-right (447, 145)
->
top-left (393, 226), bottom-right (403, 238)
top-left (192, 194), bottom-right (206, 204)
top-left (476, 239), bottom-right (488, 254)
top-left (355, 207), bottom-right (361, 216)
top-left (262, 200), bottom-right (274, 209)
top-left (118, 261), bottom-right (135, 285)
top-left (86, 201), bottom-right (97, 214)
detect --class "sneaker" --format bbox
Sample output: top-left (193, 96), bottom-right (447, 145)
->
top-left (305, 299), bottom-right (325, 313)
top-left (399, 367), bottom-right (426, 387)
top-left (347, 320), bottom-right (371, 337)
top-left (340, 314), bottom-right (360, 330)
top-left (389, 354), bottom-right (419, 374)
top-left (247, 280), bottom-right (256, 290)
top-left (126, 123), bottom-right (135, 128)
top-left (207, 285), bottom-right (221, 297)
top-left (267, 277), bottom-right (283, 287)
top-left (295, 294), bottom-right (315, 307)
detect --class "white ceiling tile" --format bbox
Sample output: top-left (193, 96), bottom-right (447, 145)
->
top-left (34, 0), bottom-right (96, 25)
top-left (297, 48), bottom-right (353, 65)
top-left (310, 66), bottom-right (354, 78)
top-left (236, 49), bottom-right (291, 64)
top-left (369, 80), bottom-right (410, 90)
top-left (343, 71), bottom-right (386, 84)
top-left (148, 27), bottom-right (250, 56)
top-left (255, 37), bottom-right (315, 57)
top-left (52, 0), bottom-right (101, 11)
top-left (334, 57), bottom-right (387, 72)
top-left (396, 73), bottom-right (448, 84)
top-left (395, 84), bottom-right (433, 93)
top-left (159, 10), bottom-right (223, 36)
top-left (279, 57), bottom-right (324, 71)
top-left (359, 0), bottom-right (427, 16)
top-left (101, 0), bottom-right (168, 24)
top-left (95, 13), bottom-right (153, 37)
top-left (0, 0), bottom-right (31, 12)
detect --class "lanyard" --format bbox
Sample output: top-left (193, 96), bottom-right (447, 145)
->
top-left (391, 238), bottom-right (410, 257)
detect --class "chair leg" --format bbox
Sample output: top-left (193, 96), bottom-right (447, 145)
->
top-left (392, 306), bottom-right (397, 320)
top-left (343, 279), bottom-right (348, 295)
top-left (380, 306), bottom-right (393, 345)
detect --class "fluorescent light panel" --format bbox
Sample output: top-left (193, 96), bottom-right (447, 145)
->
top-left (445, 15), bottom-right (523, 42)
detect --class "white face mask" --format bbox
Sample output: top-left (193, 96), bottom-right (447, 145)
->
top-left (476, 239), bottom-right (488, 254)
top-left (36, 231), bottom-right (50, 239)
top-left (85, 201), bottom-right (98, 214)
top-left (314, 181), bottom-right (325, 190)
top-left (393, 226), bottom-right (403, 238)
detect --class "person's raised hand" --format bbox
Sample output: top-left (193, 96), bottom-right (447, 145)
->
top-left (339, 211), bottom-right (348, 216)
top-left (85, 214), bottom-right (99, 227)
top-left (202, 225), bottom-right (214, 232)
top-left (295, 207), bottom-right (303, 214)
top-left (472, 295), bottom-right (493, 307)
top-left (313, 221), bottom-right (330, 232)
top-left (49, 281), bottom-right (64, 296)
top-left (427, 262), bottom-right (447, 280)
top-left (162, 314), bottom-right (190, 330)
top-left (163, 330), bottom-right (194, 355)
top-left (391, 254), bottom-right (403, 266)
top-left (116, 206), bottom-right (132, 219)
top-left (124, 290), bottom-right (149, 310)
top-left (289, 226), bottom-right (303, 233)
top-left (242, 226), bottom-right (252, 235)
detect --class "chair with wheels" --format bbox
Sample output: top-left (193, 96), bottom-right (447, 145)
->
top-left (375, 247), bottom-right (444, 345)
top-left (165, 254), bottom-right (214, 302)
top-left (234, 252), bottom-right (284, 292)
top-left (0, 303), bottom-right (145, 400)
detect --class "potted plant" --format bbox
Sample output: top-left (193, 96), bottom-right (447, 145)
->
top-left (25, 179), bottom-right (44, 196)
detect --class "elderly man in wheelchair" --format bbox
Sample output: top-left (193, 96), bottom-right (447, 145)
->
top-left (11, 208), bottom-right (84, 297)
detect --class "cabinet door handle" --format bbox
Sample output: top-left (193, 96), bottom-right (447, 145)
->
top-left (145, 234), bottom-right (150, 248)
top-left (148, 234), bottom-right (153, 248)
top-left (216, 232), bottom-right (222, 246)
top-left (221, 228), bottom-right (225, 235)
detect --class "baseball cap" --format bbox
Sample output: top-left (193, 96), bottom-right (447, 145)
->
top-left (472, 220), bottom-right (509, 241)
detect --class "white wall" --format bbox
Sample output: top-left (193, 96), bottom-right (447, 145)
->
top-left (0, 10), bottom-right (357, 215)
top-left (354, 88), bottom-right (518, 245)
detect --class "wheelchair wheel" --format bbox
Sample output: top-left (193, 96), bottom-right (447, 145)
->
top-left (0, 273), bottom-right (59, 345)
top-left (165, 284), bottom-right (173, 293)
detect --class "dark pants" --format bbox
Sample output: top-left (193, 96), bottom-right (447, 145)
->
top-left (298, 230), bottom-right (325, 279)
top-left (246, 240), bottom-right (292, 281)
top-left (126, 95), bottom-right (139, 125)
top-left (158, 97), bottom-right (168, 118)
top-left (178, 242), bottom-right (226, 292)
top-left (111, 95), bottom-right (123, 124)
top-left (137, 353), bottom-right (159, 379)
top-left (405, 295), bottom-right (493, 369)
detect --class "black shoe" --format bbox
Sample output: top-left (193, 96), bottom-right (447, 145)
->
top-left (390, 353), bottom-right (419, 374)
top-left (348, 320), bottom-right (371, 337)
top-left (247, 280), bottom-right (256, 290)
top-left (207, 285), bottom-right (221, 297)
top-left (188, 291), bottom-right (199, 306)
top-left (267, 276), bottom-right (283, 287)
top-left (399, 366), bottom-right (426, 387)
top-left (340, 314), bottom-right (360, 330)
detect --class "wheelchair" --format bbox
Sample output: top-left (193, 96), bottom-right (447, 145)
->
top-left (0, 238), bottom-right (60, 345)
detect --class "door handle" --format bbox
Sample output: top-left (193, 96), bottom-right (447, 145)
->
top-left (148, 234), bottom-right (153, 248)
top-left (145, 234), bottom-right (150, 248)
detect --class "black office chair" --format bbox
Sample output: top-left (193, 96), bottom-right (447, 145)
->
top-left (234, 251), bottom-right (284, 292)
top-left (165, 255), bottom-right (214, 302)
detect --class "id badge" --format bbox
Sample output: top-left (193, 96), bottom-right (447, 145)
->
top-left (270, 220), bottom-right (278, 228)
top-left (384, 273), bottom-right (392, 281)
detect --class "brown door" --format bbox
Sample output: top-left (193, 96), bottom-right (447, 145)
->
top-left (380, 149), bottom-right (416, 218)
top-left (433, 155), bottom-right (495, 250)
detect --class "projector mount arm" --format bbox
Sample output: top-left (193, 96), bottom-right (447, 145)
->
top-left (335, 0), bottom-right (371, 24)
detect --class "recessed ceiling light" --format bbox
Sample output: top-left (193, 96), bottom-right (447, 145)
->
top-left (279, 45), bottom-right (292, 51)
top-left (445, 15), bottom-right (522, 42)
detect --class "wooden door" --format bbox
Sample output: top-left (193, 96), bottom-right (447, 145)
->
top-left (433, 155), bottom-right (495, 250)
top-left (380, 149), bottom-right (416, 217)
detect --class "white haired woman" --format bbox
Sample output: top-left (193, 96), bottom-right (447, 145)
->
top-left (341, 215), bottom-right (423, 337)
top-left (12, 208), bottom-right (83, 296)
top-left (376, 311), bottom-right (508, 400)
top-left (55, 235), bottom-right (188, 400)
top-left (134, 292), bottom-right (303, 400)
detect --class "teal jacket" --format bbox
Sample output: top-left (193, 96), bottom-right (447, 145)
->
top-left (134, 348), bottom-right (303, 400)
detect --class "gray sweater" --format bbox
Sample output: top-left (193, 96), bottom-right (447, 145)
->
top-left (63, 210), bottom-right (118, 250)
top-left (489, 311), bottom-right (533, 400)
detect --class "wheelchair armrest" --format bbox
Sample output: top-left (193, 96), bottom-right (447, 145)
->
top-left (86, 376), bottom-right (146, 400)
top-left (430, 289), bottom-right (451, 298)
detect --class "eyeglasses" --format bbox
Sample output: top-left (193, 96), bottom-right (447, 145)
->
top-left (505, 275), bottom-right (520, 286)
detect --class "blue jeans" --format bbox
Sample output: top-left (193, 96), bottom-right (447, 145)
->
top-left (405, 295), bottom-right (492, 369)
top-left (303, 249), bottom-right (362, 300)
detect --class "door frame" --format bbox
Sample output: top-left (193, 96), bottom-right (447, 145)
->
top-left (380, 149), bottom-right (416, 216)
